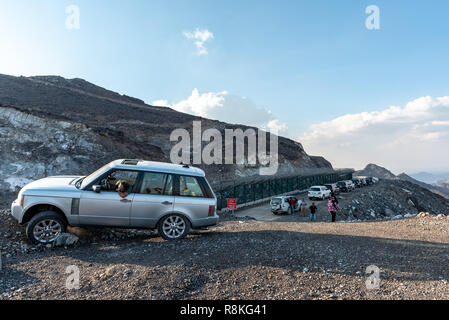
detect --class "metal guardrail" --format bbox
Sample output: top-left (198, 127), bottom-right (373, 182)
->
top-left (214, 170), bottom-right (354, 210)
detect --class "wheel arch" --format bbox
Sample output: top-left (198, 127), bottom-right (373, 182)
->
top-left (156, 211), bottom-right (193, 228)
top-left (22, 203), bottom-right (68, 225)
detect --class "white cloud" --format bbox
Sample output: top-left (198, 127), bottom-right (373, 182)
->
top-left (183, 28), bottom-right (214, 55)
top-left (152, 99), bottom-right (169, 106)
top-left (298, 96), bottom-right (449, 172)
top-left (267, 119), bottom-right (288, 133)
top-left (153, 89), bottom-right (288, 133)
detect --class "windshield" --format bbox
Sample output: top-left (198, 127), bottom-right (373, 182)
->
top-left (79, 163), bottom-right (112, 189)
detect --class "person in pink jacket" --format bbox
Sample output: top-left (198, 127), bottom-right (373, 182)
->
top-left (328, 196), bottom-right (341, 222)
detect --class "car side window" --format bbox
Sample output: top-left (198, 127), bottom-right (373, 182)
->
top-left (98, 170), bottom-right (139, 192)
top-left (178, 175), bottom-right (205, 198)
top-left (140, 172), bottom-right (173, 195)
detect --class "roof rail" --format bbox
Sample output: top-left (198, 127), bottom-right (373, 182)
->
top-left (121, 159), bottom-right (142, 165)
top-left (180, 162), bottom-right (190, 168)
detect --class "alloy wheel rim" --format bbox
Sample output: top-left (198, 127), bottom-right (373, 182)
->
top-left (162, 216), bottom-right (186, 239)
top-left (33, 219), bottom-right (62, 243)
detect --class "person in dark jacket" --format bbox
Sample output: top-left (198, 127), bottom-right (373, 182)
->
top-left (289, 197), bottom-right (296, 215)
top-left (309, 202), bottom-right (318, 222)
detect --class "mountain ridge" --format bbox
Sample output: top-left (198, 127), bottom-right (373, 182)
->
top-left (0, 73), bottom-right (334, 193)
top-left (355, 164), bottom-right (449, 199)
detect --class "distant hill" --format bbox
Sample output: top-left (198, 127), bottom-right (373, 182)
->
top-left (409, 172), bottom-right (449, 185)
top-left (354, 164), bottom-right (449, 200)
top-left (397, 173), bottom-right (449, 199)
top-left (354, 164), bottom-right (397, 180)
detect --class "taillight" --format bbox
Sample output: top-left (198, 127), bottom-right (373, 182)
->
top-left (208, 205), bottom-right (213, 216)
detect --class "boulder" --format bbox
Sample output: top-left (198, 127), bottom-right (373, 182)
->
top-left (54, 233), bottom-right (79, 247)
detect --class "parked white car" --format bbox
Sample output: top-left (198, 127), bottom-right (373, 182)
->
top-left (345, 180), bottom-right (356, 191)
top-left (270, 196), bottom-right (300, 215)
top-left (308, 186), bottom-right (331, 200)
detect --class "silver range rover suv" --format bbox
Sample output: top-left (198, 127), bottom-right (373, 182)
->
top-left (10, 159), bottom-right (219, 244)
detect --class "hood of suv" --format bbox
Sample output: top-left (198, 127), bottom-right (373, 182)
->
top-left (21, 176), bottom-right (83, 195)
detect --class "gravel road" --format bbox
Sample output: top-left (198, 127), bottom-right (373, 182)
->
top-left (2, 209), bottom-right (449, 300)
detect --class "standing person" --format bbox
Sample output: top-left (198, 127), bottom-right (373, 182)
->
top-left (328, 196), bottom-right (341, 222)
top-left (301, 199), bottom-right (307, 217)
top-left (289, 197), bottom-right (295, 215)
top-left (309, 202), bottom-right (318, 222)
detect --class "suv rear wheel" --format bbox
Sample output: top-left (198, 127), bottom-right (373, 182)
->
top-left (26, 211), bottom-right (67, 244)
top-left (158, 214), bottom-right (190, 240)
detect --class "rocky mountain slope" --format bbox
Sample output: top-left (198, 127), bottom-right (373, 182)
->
top-left (397, 173), bottom-right (449, 199)
top-left (355, 164), bottom-right (449, 199)
top-left (0, 73), bottom-right (333, 195)
top-left (338, 179), bottom-right (449, 221)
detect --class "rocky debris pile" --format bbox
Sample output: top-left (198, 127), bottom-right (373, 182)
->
top-left (417, 211), bottom-right (449, 220)
top-left (0, 209), bottom-right (158, 259)
top-left (218, 212), bottom-right (257, 222)
top-left (337, 180), bottom-right (449, 222)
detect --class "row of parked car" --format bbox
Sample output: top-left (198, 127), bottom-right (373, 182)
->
top-left (270, 176), bottom-right (380, 214)
top-left (308, 176), bottom-right (379, 200)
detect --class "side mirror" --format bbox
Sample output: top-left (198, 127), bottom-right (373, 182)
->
top-left (92, 185), bottom-right (101, 193)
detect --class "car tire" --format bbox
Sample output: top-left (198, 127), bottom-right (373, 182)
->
top-left (26, 211), bottom-right (67, 245)
top-left (158, 214), bottom-right (191, 240)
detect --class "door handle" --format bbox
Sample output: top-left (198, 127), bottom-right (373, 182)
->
top-left (120, 199), bottom-right (132, 203)
top-left (161, 201), bottom-right (173, 205)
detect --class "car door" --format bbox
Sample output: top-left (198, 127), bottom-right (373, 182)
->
top-left (130, 172), bottom-right (175, 228)
top-left (173, 175), bottom-right (215, 222)
top-left (78, 169), bottom-right (140, 227)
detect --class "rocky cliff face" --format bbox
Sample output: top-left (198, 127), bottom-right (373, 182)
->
top-left (0, 73), bottom-right (333, 194)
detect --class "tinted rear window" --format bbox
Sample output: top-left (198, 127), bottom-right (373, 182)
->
top-left (310, 187), bottom-right (321, 191)
top-left (271, 198), bottom-right (282, 205)
top-left (179, 175), bottom-right (205, 197)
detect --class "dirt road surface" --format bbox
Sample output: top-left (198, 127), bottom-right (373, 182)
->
top-left (235, 185), bottom-right (367, 222)
top-left (2, 208), bottom-right (449, 300)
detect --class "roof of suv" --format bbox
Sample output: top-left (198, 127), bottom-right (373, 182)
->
top-left (110, 159), bottom-right (206, 177)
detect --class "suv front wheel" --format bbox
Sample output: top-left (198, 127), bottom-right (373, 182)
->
top-left (158, 214), bottom-right (191, 240)
top-left (26, 211), bottom-right (67, 244)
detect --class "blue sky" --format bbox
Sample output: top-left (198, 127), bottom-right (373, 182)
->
top-left (1, 0), bottom-right (449, 172)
